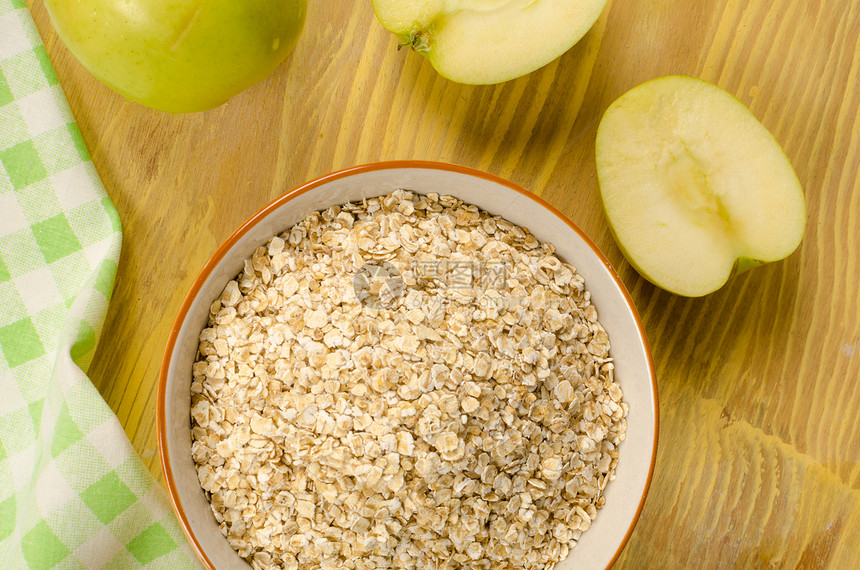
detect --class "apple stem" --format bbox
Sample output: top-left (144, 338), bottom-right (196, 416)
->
top-left (733, 257), bottom-right (766, 276)
top-left (409, 31), bottom-right (430, 53)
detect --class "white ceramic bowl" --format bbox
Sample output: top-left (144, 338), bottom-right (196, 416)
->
top-left (159, 161), bottom-right (658, 569)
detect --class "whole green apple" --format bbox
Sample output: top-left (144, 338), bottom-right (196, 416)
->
top-left (43, 0), bottom-right (306, 113)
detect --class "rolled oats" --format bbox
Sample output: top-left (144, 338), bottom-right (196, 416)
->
top-left (191, 190), bottom-right (628, 570)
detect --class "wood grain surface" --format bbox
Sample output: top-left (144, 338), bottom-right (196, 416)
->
top-left (26, 0), bottom-right (860, 567)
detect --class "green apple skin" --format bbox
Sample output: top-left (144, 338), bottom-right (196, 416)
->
top-left (43, 0), bottom-right (306, 113)
top-left (595, 76), bottom-right (806, 297)
top-left (372, 0), bottom-right (608, 84)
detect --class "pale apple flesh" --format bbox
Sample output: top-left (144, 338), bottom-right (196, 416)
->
top-left (372, 0), bottom-right (608, 84)
top-left (43, 0), bottom-right (306, 113)
top-left (595, 76), bottom-right (806, 297)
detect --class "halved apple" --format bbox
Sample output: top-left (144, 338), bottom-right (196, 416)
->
top-left (371, 0), bottom-right (608, 84)
top-left (595, 76), bottom-right (806, 297)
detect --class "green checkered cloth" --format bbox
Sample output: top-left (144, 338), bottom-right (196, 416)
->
top-left (1, 1), bottom-right (202, 568)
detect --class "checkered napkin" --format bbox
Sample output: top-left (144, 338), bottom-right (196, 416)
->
top-left (1, 1), bottom-right (201, 568)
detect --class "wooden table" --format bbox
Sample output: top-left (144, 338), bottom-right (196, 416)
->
top-left (28, 0), bottom-right (860, 567)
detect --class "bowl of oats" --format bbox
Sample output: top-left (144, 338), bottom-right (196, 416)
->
top-left (158, 161), bottom-right (658, 570)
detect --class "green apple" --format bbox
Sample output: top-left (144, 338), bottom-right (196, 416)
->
top-left (43, 0), bottom-right (306, 113)
top-left (371, 0), bottom-right (607, 84)
top-left (595, 76), bottom-right (806, 297)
